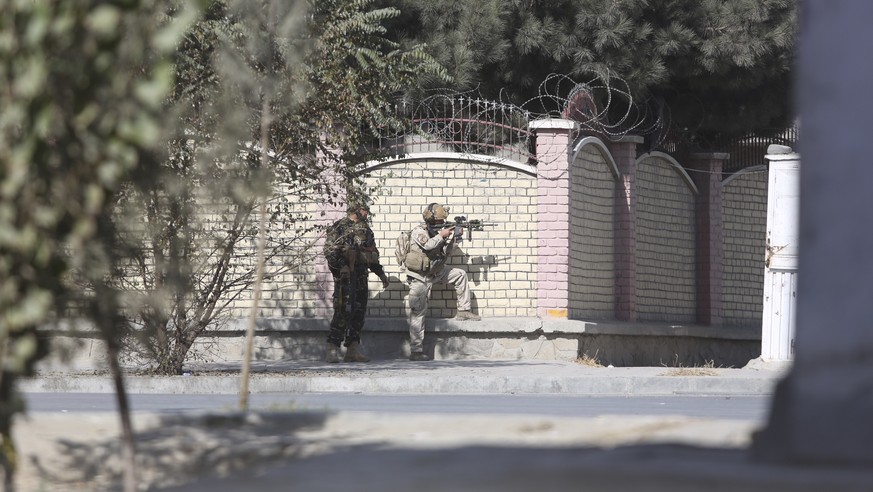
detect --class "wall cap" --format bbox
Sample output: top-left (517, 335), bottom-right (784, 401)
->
top-left (361, 152), bottom-right (537, 177)
top-left (529, 118), bottom-right (578, 131)
top-left (767, 144), bottom-right (794, 154)
top-left (766, 153), bottom-right (801, 162)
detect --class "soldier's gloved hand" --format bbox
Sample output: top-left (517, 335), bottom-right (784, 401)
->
top-left (380, 274), bottom-right (390, 289)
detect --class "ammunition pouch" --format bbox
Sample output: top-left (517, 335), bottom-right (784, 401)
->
top-left (404, 248), bottom-right (431, 273)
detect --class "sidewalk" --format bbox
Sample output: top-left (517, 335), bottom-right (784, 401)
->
top-left (19, 359), bottom-right (873, 492)
top-left (23, 359), bottom-right (787, 396)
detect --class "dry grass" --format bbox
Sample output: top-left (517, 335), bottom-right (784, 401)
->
top-left (574, 350), bottom-right (604, 368)
top-left (661, 359), bottom-right (719, 377)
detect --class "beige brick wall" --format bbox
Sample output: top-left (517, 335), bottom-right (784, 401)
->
top-left (722, 169), bottom-right (767, 327)
top-left (225, 196), bottom-right (323, 318)
top-left (228, 158), bottom-right (538, 319)
top-left (635, 154), bottom-right (697, 323)
top-left (156, 150), bottom-right (767, 328)
top-left (110, 186), bottom-right (327, 322)
top-left (364, 159), bottom-right (538, 317)
top-left (568, 145), bottom-right (616, 320)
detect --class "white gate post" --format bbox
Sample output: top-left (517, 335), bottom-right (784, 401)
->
top-left (760, 144), bottom-right (800, 362)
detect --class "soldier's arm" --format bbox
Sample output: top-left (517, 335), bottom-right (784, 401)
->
top-left (368, 262), bottom-right (389, 287)
top-left (415, 226), bottom-right (455, 251)
top-left (413, 227), bottom-right (443, 252)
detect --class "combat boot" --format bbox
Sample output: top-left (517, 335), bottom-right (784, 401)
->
top-left (455, 310), bottom-right (481, 321)
top-left (344, 341), bottom-right (370, 362)
top-left (325, 343), bottom-right (341, 363)
top-left (409, 351), bottom-right (431, 361)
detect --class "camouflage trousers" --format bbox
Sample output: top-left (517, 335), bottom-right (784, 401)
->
top-left (327, 270), bottom-right (370, 347)
top-left (406, 267), bottom-right (471, 353)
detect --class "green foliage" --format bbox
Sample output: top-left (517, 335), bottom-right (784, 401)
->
top-left (299, 0), bottom-right (447, 164)
top-left (0, 0), bottom-right (196, 483)
top-left (382, 0), bottom-right (797, 140)
top-left (114, 0), bottom-right (447, 375)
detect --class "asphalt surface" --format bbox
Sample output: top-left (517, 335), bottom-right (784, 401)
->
top-left (22, 392), bottom-right (772, 420)
top-left (19, 359), bottom-right (873, 492)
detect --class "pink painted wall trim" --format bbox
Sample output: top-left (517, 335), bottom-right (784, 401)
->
top-left (532, 119), bottom-right (577, 318)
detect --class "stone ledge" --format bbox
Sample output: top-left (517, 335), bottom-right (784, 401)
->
top-left (225, 318), bottom-right (761, 341)
top-left (43, 317), bottom-right (761, 341)
top-left (38, 318), bottom-right (762, 369)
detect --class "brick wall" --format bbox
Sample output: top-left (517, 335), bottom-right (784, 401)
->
top-left (231, 159), bottom-right (535, 320)
top-left (206, 136), bottom-right (768, 331)
top-left (363, 158), bottom-right (537, 317)
top-left (635, 154), bottom-right (697, 323)
top-left (722, 168), bottom-right (768, 326)
top-left (215, 158), bottom-right (536, 320)
top-left (568, 144), bottom-right (617, 319)
top-left (226, 197), bottom-right (324, 318)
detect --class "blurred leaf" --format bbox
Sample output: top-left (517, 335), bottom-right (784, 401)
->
top-left (86, 5), bottom-right (121, 39)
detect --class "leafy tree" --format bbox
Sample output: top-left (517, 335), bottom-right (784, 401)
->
top-left (0, 1), bottom-right (197, 489)
top-left (112, 0), bottom-right (446, 376)
top-left (381, 0), bottom-right (797, 142)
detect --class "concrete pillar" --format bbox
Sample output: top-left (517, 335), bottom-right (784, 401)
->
top-left (530, 118), bottom-right (577, 318)
top-left (688, 153), bottom-right (729, 325)
top-left (610, 136), bottom-right (643, 322)
top-left (753, 0), bottom-right (873, 465)
top-left (760, 146), bottom-right (800, 361)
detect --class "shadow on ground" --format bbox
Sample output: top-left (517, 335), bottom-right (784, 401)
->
top-left (19, 410), bottom-right (873, 492)
top-left (166, 443), bottom-right (873, 492)
top-left (25, 412), bottom-right (332, 491)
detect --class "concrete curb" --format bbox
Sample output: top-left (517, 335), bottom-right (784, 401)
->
top-left (23, 360), bottom-right (784, 396)
top-left (22, 374), bottom-right (780, 396)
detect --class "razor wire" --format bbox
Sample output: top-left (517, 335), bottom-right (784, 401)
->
top-left (369, 72), bottom-right (669, 164)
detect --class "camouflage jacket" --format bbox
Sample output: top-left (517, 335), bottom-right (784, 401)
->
top-left (323, 217), bottom-right (386, 278)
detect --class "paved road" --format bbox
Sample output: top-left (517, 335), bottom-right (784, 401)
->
top-left (23, 392), bottom-right (771, 420)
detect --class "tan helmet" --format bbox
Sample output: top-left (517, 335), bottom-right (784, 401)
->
top-left (422, 203), bottom-right (448, 222)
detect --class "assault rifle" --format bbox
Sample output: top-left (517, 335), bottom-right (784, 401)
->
top-left (343, 241), bottom-right (358, 315)
top-left (332, 232), bottom-right (360, 316)
top-left (429, 215), bottom-right (497, 243)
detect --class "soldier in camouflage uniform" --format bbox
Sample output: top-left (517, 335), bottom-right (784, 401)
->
top-left (323, 204), bottom-right (390, 363)
top-left (404, 203), bottom-right (480, 362)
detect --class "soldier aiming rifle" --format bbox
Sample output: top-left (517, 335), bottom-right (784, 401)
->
top-left (403, 203), bottom-right (484, 362)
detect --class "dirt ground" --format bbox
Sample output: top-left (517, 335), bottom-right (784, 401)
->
top-left (11, 410), bottom-right (757, 491)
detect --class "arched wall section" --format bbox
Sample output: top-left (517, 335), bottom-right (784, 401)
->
top-left (568, 138), bottom-right (618, 320)
top-left (635, 153), bottom-right (697, 323)
top-left (722, 167), bottom-right (768, 326)
top-left (360, 156), bottom-right (538, 318)
top-left (213, 144), bottom-right (770, 333)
